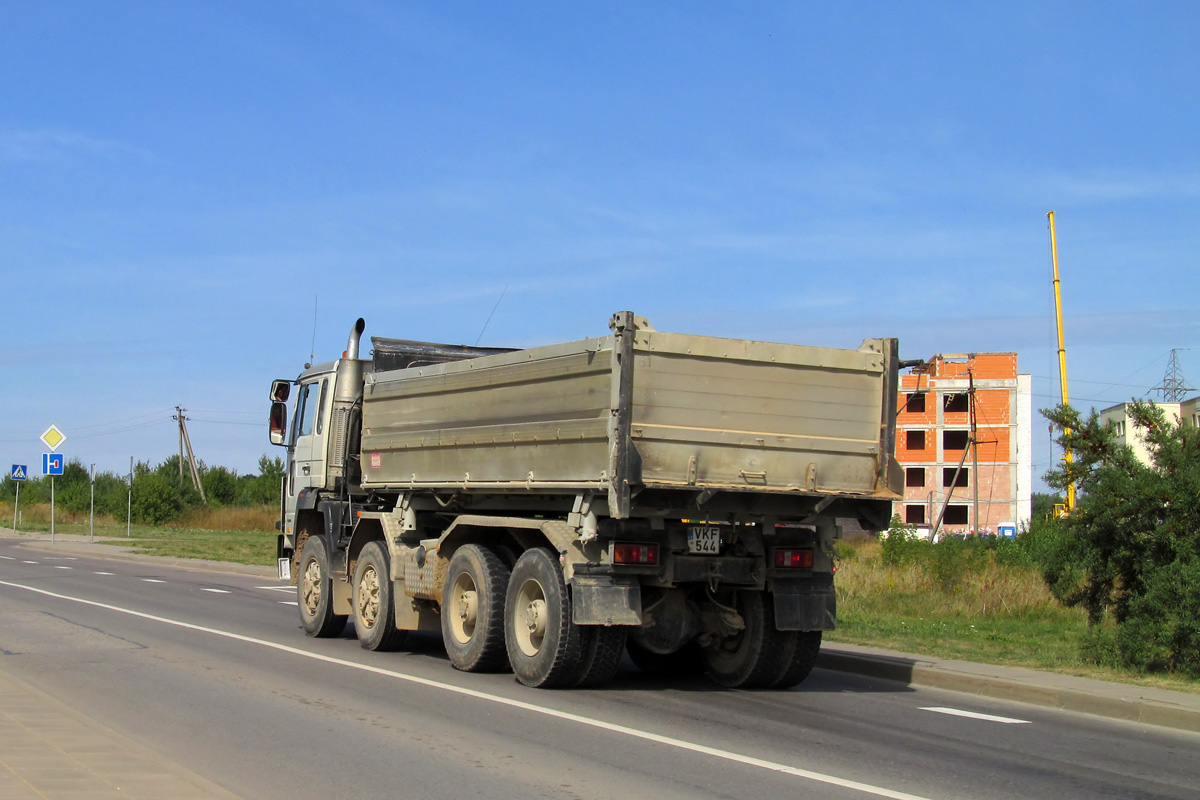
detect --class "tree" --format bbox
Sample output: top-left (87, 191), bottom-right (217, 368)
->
top-left (1043, 401), bottom-right (1200, 678)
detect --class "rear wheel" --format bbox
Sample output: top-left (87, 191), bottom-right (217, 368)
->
top-left (505, 549), bottom-right (584, 688)
top-left (442, 544), bottom-right (511, 672)
top-left (764, 630), bottom-right (822, 689)
top-left (353, 541), bottom-right (406, 651)
top-left (572, 626), bottom-right (627, 687)
top-left (701, 590), bottom-right (787, 688)
top-left (298, 535), bottom-right (347, 638)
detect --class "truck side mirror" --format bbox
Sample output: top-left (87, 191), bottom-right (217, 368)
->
top-left (271, 380), bottom-right (291, 402)
top-left (269, 401), bottom-right (288, 445)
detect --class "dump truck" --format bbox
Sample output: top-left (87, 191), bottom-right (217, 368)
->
top-left (267, 312), bottom-right (902, 689)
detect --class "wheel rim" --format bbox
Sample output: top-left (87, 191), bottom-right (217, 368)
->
top-left (301, 558), bottom-right (322, 616)
top-left (357, 563), bottom-right (380, 629)
top-left (514, 577), bottom-right (549, 657)
top-left (448, 571), bottom-right (479, 645)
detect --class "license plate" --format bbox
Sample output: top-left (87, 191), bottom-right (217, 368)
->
top-left (687, 526), bottom-right (721, 554)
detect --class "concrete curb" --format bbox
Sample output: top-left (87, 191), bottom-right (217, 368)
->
top-left (817, 645), bottom-right (1200, 734)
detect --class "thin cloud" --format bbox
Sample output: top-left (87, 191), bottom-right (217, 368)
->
top-left (0, 128), bottom-right (153, 164)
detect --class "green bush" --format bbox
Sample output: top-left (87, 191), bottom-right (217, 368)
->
top-left (1044, 400), bottom-right (1200, 678)
top-left (132, 472), bottom-right (184, 525)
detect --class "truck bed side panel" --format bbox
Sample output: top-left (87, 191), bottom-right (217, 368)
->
top-left (630, 331), bottom-right (890, 495)
top-left (360, 340), bottom-right (613, 488)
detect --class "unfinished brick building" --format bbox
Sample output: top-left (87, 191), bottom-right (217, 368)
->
top-left (893, 353), bottom-right (1032, 536)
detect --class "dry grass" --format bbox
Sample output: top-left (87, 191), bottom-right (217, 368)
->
top-left (7, 503), bottom-right (277, 532)
top-left (829, 539), bottom-right (1200, 693)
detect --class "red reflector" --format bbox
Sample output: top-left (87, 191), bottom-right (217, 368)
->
top-left (774, 548), bottom-right (814, 569)
top-left (614, 543), bottom-right (659, 565)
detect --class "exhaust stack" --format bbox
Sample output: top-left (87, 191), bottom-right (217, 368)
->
top-left (344, 318), bottom-right (366, 359)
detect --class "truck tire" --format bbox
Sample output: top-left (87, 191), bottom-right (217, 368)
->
top-left (571, 626), bottom-right (627, 688)
top-left (701, 590), bottom-right (787, 689)
top-left (298, 536), bottom-right (347, 638)
top-left (353, 541), bottom-right (407, 652)
top-left (764, 630), bottom-right (822, 689)
top-left (627, 640), bottom-right (704, 677)
top-left (442, 544), bottom-right (511, 672)
top-left (504, 548), bottom-right (584, 688)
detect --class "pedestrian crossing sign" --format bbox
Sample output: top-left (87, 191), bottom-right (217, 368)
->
top-left (10, 465), bottom-right (27, 481)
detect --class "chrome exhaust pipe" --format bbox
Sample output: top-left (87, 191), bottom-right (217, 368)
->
top-left (345, 318), bottom-right (365, 359)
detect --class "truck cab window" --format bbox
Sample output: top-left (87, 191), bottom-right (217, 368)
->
top-left (315, 379), bottom-right (329, 435)
top-left (297, 383), bottom-right (318, 438)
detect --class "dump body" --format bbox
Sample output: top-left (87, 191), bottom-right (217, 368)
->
top-left (270, 312), bottom-right (902, 690)
top-left (360, 318), bottom-right (900, 520)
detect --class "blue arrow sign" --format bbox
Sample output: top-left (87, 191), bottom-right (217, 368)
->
top-left (42, 453), bottom-right (64, 476)
top-left (10, 465), bottom-right (27, 481)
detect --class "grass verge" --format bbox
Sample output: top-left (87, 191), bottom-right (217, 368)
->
top-left (828, 538), bottom-right (1200, 694)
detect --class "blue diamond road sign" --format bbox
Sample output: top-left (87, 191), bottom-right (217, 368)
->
top-left (42, 453), bottom-right (64, 476)
top-left (10, 465), bottom-right (27, 481)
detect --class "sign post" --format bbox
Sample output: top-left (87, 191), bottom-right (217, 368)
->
top-left (127, 456), bottom-right (133, 538)
top-left (40, 426), bottom-right (66, 543)
top-left (10, 465), bottom-right (27, 533)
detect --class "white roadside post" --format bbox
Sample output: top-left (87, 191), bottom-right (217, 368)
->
top-left (89, 463), bottom-right (95, 542)
top-left (127, 457), bottom-right (133, 537)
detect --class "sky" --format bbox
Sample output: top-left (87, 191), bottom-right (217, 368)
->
top-left (2, 2), bottom-right (1198, 491)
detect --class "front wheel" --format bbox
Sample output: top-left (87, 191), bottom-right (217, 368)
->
top-left (504, 549), bottom-right (584, 688)
top-left (353, 541), bottom-right (407, 651)
top-left (298, 535), bottom-right (347, 638)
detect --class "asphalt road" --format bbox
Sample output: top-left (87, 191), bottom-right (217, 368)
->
top-left (1, 539), bottom-right (1196, 800)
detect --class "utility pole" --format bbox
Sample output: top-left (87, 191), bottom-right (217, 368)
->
top-left (969, 369), bottom-right (979, 535)
top-left (173, 407), bottom-right (207, 502)
top-left (1153, 349), bottom-right (1193, 402)
top-left (1048, 211), bottom-right (1075, 514)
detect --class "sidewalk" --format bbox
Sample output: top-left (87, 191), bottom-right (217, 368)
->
top-left (5, 529), bottom-right (1200, 736)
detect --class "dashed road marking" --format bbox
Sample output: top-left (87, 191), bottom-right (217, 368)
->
top-left (0, 555), bottom-right (15, 560)
top-left (53, 566), bottom-right (73, 570)
top-left (94, 572), bottom-right (114, 576)
top-left (22, 561), bottom-right (38, 564)
top-left (279, 601), bottom-right (298, 606)
top-left (256, 586), bottom-right (294, 593)
top-left (200, 588), bottom-right (231, 594)
top-left (142, 578), bottom-right (166, 583)
top-left (921, 707), bottom-right (1030, 724)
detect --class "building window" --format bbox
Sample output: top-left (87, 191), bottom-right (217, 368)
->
top-left (906, 468), bottom-right (926, 488)
top-left (943, 430), bottom-right (969, 450)
top-left (906, 430), bottom-right (926, 450)
top-left (943, 468), bottom-right (968, 488)
top-left (944, 393), bottom-right (969, 413)
top-left (905, 505), bottom-right (926, 525)
top-left (943, 505), bottom-right (969, 525)
top-left (905, 392), bottom-right (926, 413)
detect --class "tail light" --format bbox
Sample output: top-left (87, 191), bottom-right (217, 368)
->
top-left (774, 548), bottom-right (814, 569)
top-left (613, 543), bottom-right (659, 565)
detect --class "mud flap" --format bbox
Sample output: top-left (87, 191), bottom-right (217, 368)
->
top-left (773, 591), bottom-right (836, 631)
top-left (572, 577), bottom-right (642, 625)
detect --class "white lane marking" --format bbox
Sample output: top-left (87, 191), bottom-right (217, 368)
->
top-left (0, 555), bottom-right (15, 560)
top-left (921, 707), bottom-right (1030, 725)
top-left (22, 561), bottom-right (38, 564)
top-left (53, 566), bottom-right (73, 570)
top-left (200, 588), bottom-right (231, 594)
top-left (141, 578), bottom-right (165, 583)
top-left (279, 601), bottom-right (298, 606)
top-left (256, 586), bottom-right (294, 593)
top-left (0, 579), bottom-right (934, 800)
top-left (94, 572), bottom-right (115, 576)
